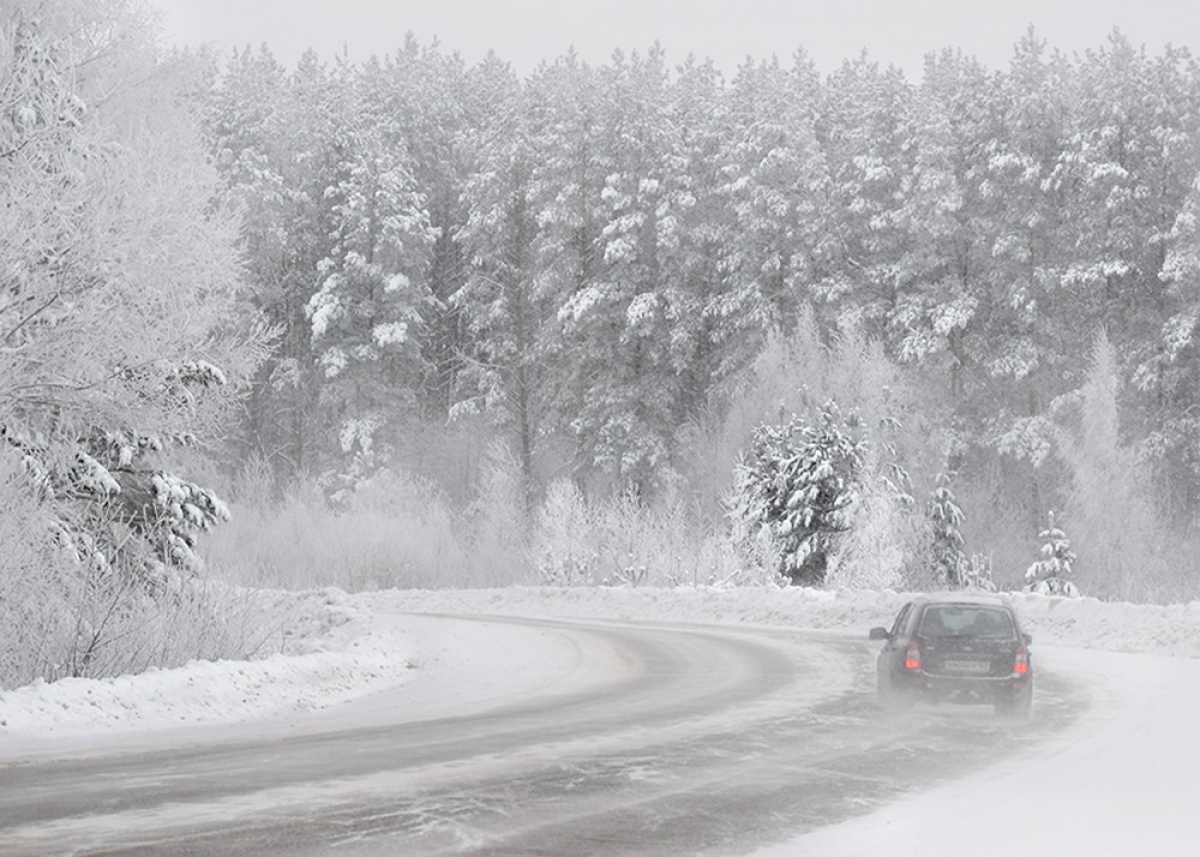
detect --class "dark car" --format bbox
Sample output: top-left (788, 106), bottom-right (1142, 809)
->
top-left (869, 593), bottom-right (1033, 717)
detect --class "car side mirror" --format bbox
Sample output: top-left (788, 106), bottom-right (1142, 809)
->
top-left (1023, 632), bottom-right (1033, 645)
top-left (869, 627), bottom-right (890, 641)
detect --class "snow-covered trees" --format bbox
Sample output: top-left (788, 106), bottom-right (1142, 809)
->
top-left (1, 0), bottom-right (258, 573)
top-left (730, 403), bottom-right (866, 585)
top-left (183, 30), bottom-right (1200, 597)
top-left (718, 55), bottom-right (829, 368)
top-left (0, 0), bottom-right (265, 683)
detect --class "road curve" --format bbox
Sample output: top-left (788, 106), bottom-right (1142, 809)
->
top-left (0, 615), bottom-right (1081, 856)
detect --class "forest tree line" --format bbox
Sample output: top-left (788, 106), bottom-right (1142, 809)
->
top-left (206, 28), bottom-right (1200, 588)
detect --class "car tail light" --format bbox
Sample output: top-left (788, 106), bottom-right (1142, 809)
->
top-left (1014, 646), bottom-right (1029, 675)
top-left (904, 641), bottom-right (921, 671)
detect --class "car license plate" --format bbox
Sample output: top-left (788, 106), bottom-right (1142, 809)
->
top-left (943, 659), bottom-right (989, 674)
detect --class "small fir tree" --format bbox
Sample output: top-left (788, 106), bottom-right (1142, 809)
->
top-left (963, 553), bottom-right (997, 592)
top-left (729, 401), bottom-right (866, 586)
top-left (927, 472), bottom-right (968, 588)
top-left (1025, 511), bottom-right (1081, 597)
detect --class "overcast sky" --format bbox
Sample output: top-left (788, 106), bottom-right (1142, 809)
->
top-left (152, 0), bottom-right (1200, 80)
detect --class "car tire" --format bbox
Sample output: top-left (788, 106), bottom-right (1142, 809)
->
top-left (995, 685), bottom-right (1033, 719)
top-left (878, 670), bottom-right (913, 711)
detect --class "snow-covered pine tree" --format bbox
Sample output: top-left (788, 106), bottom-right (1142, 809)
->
top-left (381, 36), bottom-right (473, 420)
top-left (663, 54), bottom-right (728, 421)
top-left (554, 45), bottom-right (685, 496)
top-left (717, 54), bottom-right (829, 375)
top-left (729, 401), bottom-right (866, 586)
top-left (306, 57), bottom-right (437, 497)
top-left (927, 472), bottom-right (968, 588)
top-left (1024, 511), bottom-right (1080, 597)
top-left (453, 56), bottom-right (547, 493)
top-left (204, 45), bottom-right (329, 482)
top-left (1153, 171), bottom-right (1200, 525)
top-left (523, 53), bottom-right (609, 487)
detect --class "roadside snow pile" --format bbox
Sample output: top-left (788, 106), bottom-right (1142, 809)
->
top-left (1006, 591), bottom-right (1200, 656)
top-left (362, 585), bottom-right (1200, 658)
top-left (359, 585), bottom-right (901, 632)
top-left (0, 588), bottom-right (413, 741)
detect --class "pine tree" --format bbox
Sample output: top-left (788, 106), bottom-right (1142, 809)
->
top-left (718, 54), bottom-right (830, 374)
top-left (381, 36), bottom-right (472, 419)
top-left (1024, 511), bottom-right (1080, 597)
top-left (524, 53), bottom-right (609, 486)
top-left (204, 45), bottom-right (322, 479)
top-left (927, 472), bottom-right (968, 588)
top-left (663, 53), bottom-right (728, 419)
top-left (306, 57), bottom-right (437, 494)
top-left (578, 44), bottom-right (685, 495)
top-left (729, 402), bottom-right (866, 585)
top-left (454, 54), bottom-right (546, 492)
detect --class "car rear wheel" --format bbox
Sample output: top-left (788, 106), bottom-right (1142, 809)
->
top-left (994, 685), bottom-right (1033, 719)
top-left (877, 669), bottom-right (913, 711)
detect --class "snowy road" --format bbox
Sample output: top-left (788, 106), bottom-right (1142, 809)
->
top-left (757, 645), bottom-right (1200, 857)
top-left (1, 613), bottom-right (1081, 856)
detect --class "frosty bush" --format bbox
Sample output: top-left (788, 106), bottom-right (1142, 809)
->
top-left (204, 468), bottom-right (467, 591)
top-left (828, 470), bottom-right (916, 591)
top-left (528, 479), bottom-right (762, 588)
top-left (0, 451), bottom-right (289, 689)
top-left (463, 442), bottom-right (531, 586)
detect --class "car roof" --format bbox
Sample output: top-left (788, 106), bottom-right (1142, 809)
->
top-left (909, 592), bottom-right (1012, 608)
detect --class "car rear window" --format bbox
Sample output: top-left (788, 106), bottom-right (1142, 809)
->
top-left (918, 605), bottom-right (1016, 640)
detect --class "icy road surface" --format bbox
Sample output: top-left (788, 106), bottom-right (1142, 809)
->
top-left (757, 646), bottom-right (1200, 857)
top-left (3, 613), bottom-right (1081, 855)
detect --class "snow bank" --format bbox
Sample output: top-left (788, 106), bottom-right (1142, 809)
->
top-left (362, 585), bottom-right (1200, 658)
top-left (0, 588), bottom-right (414, 747)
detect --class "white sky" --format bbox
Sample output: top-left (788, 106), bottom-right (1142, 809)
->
top-left (152, 0), bottom-right (1200, 80)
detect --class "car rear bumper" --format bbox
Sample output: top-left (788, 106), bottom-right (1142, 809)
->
top-left (899, 670), bottom-right (1031, 703)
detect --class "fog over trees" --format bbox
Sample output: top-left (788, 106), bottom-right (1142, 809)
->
top-left (207, 29), bottom-right (1200, 586)
top-left (4, 0), bottom-right (1200, 684)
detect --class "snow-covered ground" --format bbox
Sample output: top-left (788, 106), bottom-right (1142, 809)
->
top-left (3, 585), bottom-right (1200, 853)
top-left (7, 585), bottom-right (1200, 753)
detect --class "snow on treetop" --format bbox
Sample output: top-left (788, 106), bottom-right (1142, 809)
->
top-left (372, 321), bottom-right (409, 347)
